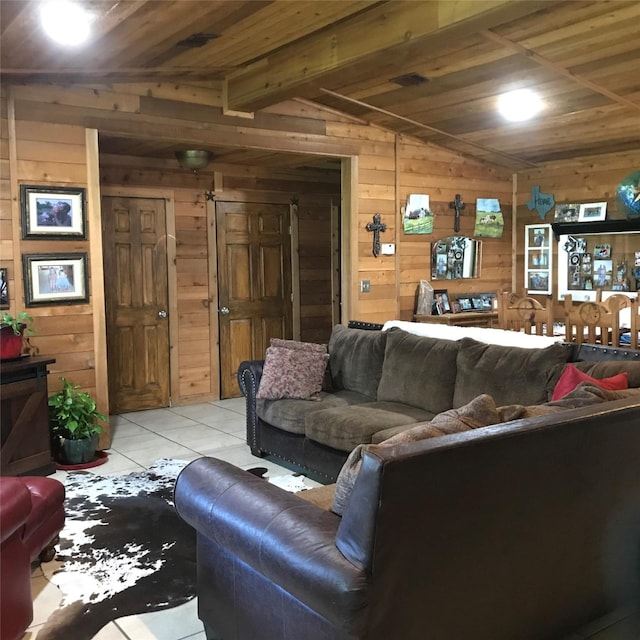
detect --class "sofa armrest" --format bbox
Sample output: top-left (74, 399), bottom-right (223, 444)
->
top-left (237, 360), bottom-right (264, 454)
top-left (174, 457), bottom-right (368, 631)
top-left (0, 478), bottom-right (31, 543)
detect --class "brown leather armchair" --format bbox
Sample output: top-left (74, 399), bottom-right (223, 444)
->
top-left (0, 476), bottom-right (65, 640)
top-left (175, 397), bottom-right (640, 640)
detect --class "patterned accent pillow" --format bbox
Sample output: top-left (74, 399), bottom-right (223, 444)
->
top-left (256, 339), bottom-right (329, 400)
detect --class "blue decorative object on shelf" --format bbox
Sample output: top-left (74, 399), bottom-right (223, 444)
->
top-left (617, 170), bottom-right (640, 219)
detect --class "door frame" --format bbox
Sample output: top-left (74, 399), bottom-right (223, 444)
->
top-left (100, 186), bottom-right (179, 406)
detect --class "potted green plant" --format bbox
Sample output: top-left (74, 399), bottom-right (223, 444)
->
top-left (0, 311), bottom-right (35, 360)
top-left (49, 377), bottom-right (107, 465)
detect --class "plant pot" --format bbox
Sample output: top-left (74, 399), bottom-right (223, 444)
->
top-left (0, 325), bottom-right (24, 360)
top-left (56, 434), bottom-right (99, 465)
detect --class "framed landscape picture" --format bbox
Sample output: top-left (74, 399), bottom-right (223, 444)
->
top-left (23, 253), bottom-right (89, 306)
top-left (20, 185), bottom-right (86, 239)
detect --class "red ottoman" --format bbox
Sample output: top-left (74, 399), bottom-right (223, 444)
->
top-left (0, 476), bottom-right (65, 640)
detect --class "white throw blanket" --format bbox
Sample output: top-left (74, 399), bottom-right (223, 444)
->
top-left (382, 319), bottom-right (563, 348)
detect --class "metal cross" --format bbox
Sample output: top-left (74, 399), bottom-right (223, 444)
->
top-left (449, 194), bottom-right (465, 232)
top-left (366, 213), bottom-right (387, 258)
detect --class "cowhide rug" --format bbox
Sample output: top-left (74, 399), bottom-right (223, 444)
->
top-left (37, 459), bottom-right (196, 640)
top-left (37, 460), bottom-right (314, 639)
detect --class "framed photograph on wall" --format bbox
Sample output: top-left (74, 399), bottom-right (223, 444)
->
top-left (433, 289), bottom-right (451, 315)
top-left (0, 267), bottom-right (8, 309)
top-left (22, 253), bottom-right (88, 306)
top-left (20, 185), bottom-right (86, 239)
top-left (578, 202), bottom-right (607, 222)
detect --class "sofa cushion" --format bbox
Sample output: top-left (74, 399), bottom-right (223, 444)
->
top-left (331, 394), bottom-right (500, 516)
top-left (257, 390), bottom-right (371, 435)
top-left (376, 328), bottom-right (459, 414)
top-left (328, 325), bottom-right (387, 399)
top-left (257, 340), bottom-right (328, 400)
top-left (305, 401), bottom-right (434, 452)
top-left (453, 337), bottom-right (570, 408)
top-left (551, 363), bottom-right (629, 401)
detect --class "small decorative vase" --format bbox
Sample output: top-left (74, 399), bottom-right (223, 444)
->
top-left (58, 434), bottom-right (99, 465)
top-left (0, 325), bottom-right (24, 360)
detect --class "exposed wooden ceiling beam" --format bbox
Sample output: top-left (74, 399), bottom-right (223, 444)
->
top-left (481, 28), bottom-right (640, 113)
top-left (226, 0), bottom-right (549, 112)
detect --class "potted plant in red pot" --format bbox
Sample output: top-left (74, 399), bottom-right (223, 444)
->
top-left (0, 312), bottom-right (34, 360)
top-left (49, 377), bottom-right (107, 465)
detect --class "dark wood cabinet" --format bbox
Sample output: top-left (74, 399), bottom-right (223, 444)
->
top-left (1, 356), bottom-right (56, 476)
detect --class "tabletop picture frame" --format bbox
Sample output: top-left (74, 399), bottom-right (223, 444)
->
top-left (433, 289), bottom-right (451, 315)
top-left (23, 253), bottom-right (88, 306)
top-left (21, 185), bottom-right (86, 239)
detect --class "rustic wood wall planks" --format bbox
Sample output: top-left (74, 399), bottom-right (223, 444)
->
top-left (3, 80), bottom-right (517, 422)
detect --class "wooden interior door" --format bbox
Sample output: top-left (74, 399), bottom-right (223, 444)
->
top-left (217, 201), bottom-right (292, 398)
top-left (102, 196), bottom-right (170, 413)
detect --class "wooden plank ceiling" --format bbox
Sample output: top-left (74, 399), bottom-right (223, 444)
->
top-left (2, 0), bottom-right (639, 170)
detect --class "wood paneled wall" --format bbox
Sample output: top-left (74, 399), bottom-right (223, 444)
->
top-left (2, 80), bottom-right (515, 422)
top-left (515, 149), bottom-right (640, 318)
top-left (397, 140), bottom-right (513, 321)
top-left (100, 153), bottom-right (339, 403)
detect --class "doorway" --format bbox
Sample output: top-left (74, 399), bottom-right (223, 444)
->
top-left (101, 196), bottom-right (170, 413)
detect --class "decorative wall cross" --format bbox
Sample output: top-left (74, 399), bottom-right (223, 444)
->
top-left (366, 213), bottom-right (387, 257)
top-left (449, 194), bottom-right (465, 232)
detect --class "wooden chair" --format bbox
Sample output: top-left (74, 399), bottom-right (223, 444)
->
top-left (621, 296), bottom-right (640, 349)
top-left (563, 294), bottom-right (629, 347)
top-left (497, 291), bottom-right (553, 335)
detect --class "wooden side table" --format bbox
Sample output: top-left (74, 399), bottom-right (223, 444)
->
top-left (1, 356), bottom-right (56, 476)
top-left (413, 311), bottom-right (498, 328)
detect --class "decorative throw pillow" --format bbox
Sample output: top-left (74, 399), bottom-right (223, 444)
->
top-left (551, 363), bottom-right (629, 401)
top-left (256, 339), bottom-right (329, 400)
top-left (331, 394), bottom-right (500, 516)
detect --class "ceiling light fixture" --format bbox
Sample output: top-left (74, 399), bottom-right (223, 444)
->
top-left (175, 150), bottom-right (213, 172)
top-left (40, 1), bottom-right (91, 46)
top-left (498, 88), bottom-right (544, 122)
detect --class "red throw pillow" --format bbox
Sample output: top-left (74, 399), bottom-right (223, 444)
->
top-left (552, 363), bottom-right (629, 401)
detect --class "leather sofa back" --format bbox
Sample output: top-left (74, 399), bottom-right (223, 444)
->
top-left (335, 397), bottom-right (640, 640)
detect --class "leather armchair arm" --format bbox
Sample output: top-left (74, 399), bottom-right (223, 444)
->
top-left (237, 360), bottom-right (264, 454)
top-left (175, 457), bottom-right (369, 632)
top-left (0, 478), bottom-right (31, 543)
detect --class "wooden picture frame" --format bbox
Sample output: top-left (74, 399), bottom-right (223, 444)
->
top-left (23, 253), bottom-right (89, 306)
top-left (578, 202), bottom-right (607, 223)
top-left (20, 185), bottom-right (86, 239)
top-left (433, 289), bottom-right (451, 315)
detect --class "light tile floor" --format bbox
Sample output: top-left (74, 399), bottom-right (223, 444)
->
top-left (26, 398), bottom-right (297, 640)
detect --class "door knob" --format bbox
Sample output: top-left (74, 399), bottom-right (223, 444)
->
top-left (219, 307), bottom-right (230, 315)
top-left (158, 310), bottom-right (167, 318)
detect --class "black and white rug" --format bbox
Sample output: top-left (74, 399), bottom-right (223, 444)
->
top-left (37, 459), bottom-right (196, 640)
top-left (37, 459), bottom-right (315, 640)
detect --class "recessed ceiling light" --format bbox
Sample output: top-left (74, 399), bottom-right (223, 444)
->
top-left (498, 89), bottom-right (544, 122)
top-left (40, 1), bottom-right (91, 46)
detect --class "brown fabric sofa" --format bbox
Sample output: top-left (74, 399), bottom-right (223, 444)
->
top-left (238, 324), bottom-right (640, 482)
top-left (175, 395), bottom-right (640, 640)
